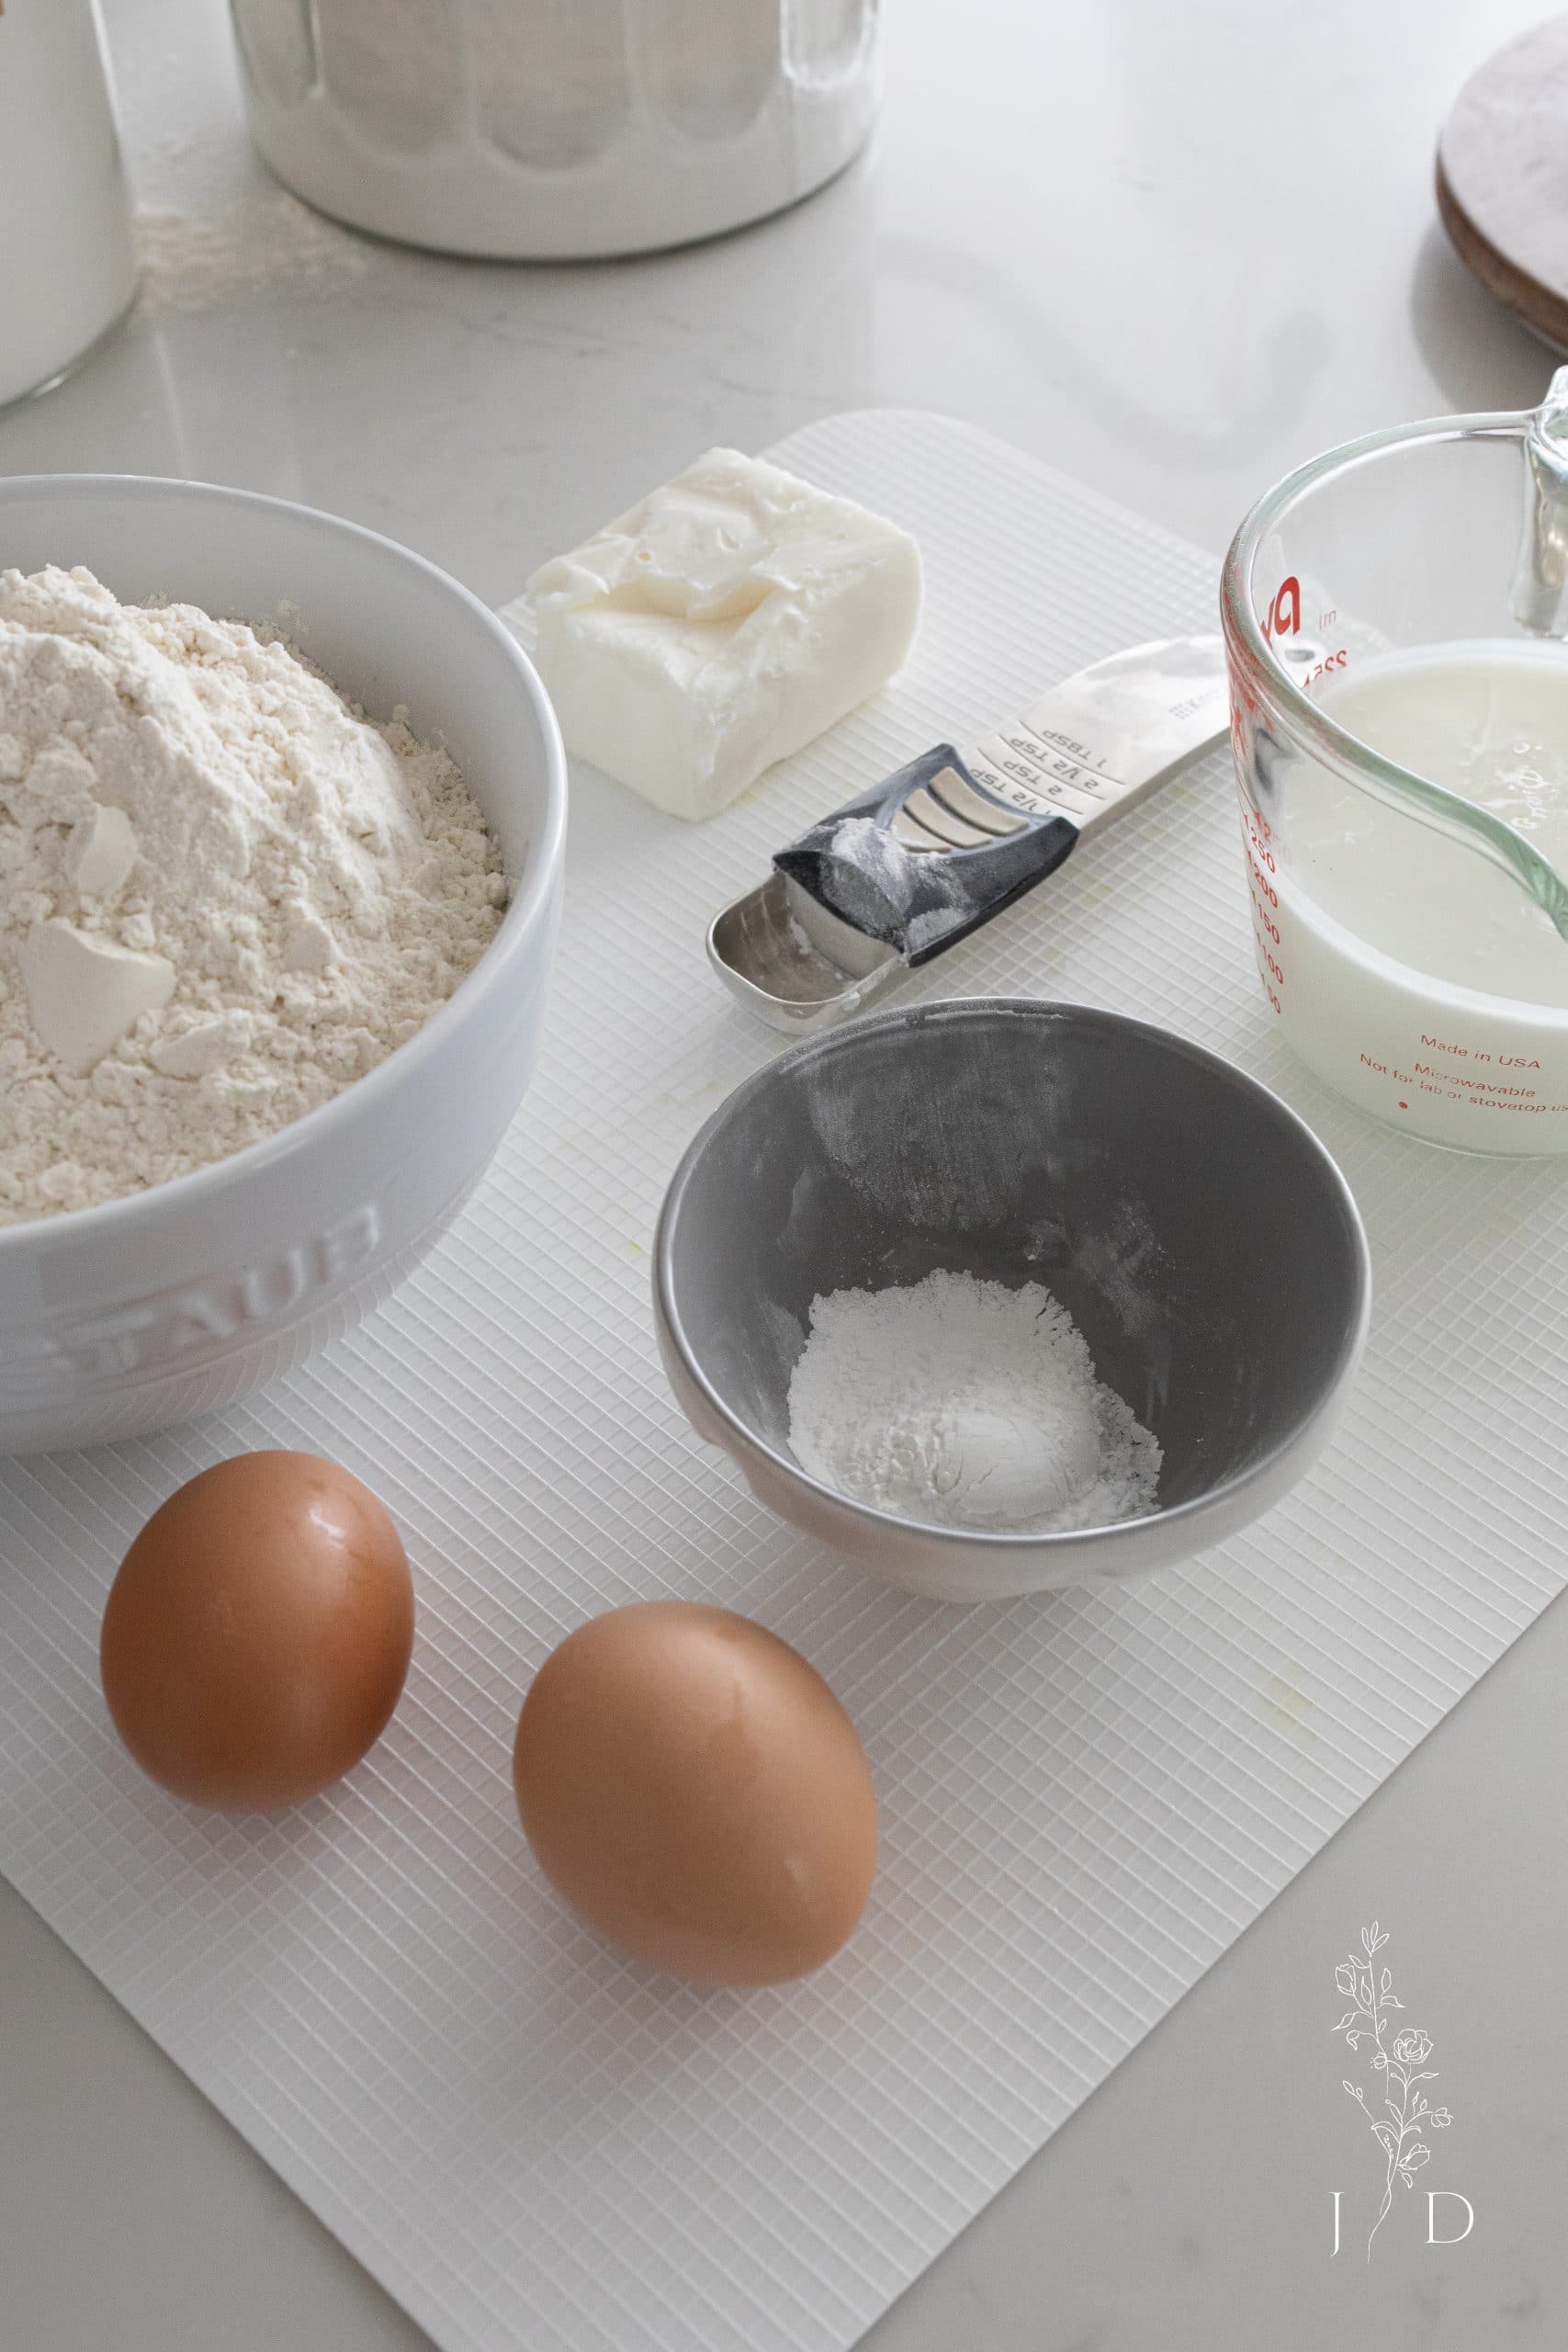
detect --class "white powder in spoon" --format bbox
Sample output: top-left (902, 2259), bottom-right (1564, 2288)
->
top-left (786, 1270), bottom-right (1161, 1534)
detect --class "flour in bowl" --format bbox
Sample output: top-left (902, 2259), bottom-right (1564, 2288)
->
top-left (786, 1270), bottom-right (1161, 1534)
top-left (0, 566), bottom-right (508, 1224)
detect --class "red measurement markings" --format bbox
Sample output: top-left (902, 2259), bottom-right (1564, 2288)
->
top-left (1260, 575), bottom-right (1349, 692)
top-left (1248, 868), bottom-right (1279, 936)
top-left (1239, 822), bottom-right (1284, 1012)
top-left (1263, 576), bottom-right (1301, 642)
top-left (1299, 647), bottom-right (1348, 689)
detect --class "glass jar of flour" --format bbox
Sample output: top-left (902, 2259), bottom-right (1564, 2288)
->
top-left (0, 0), bottom-right (136, 412)
top-left (230, 0), bottom-right (879, 258)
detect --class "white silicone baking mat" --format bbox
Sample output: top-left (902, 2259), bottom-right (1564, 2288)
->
top-left (3, 411), bottom-right (1566, 2352)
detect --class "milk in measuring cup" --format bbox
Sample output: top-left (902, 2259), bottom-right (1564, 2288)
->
top-left (1250, 642), bottom-right (1568, 1151)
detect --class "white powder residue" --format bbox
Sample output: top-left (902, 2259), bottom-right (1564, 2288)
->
top-left (133, 195), bottom-right (369, 316)
top-left (786, 1270), bottom-right (1162, 1534)
top-left (0, 566), bottom-right (508, 1225)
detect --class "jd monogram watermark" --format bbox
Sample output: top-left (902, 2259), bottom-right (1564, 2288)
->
top-left (1330, 1923), bottom-right (1472, 2260)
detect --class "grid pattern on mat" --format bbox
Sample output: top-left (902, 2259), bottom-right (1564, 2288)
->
top-left (3, 410), bottom-right (1566, 2352)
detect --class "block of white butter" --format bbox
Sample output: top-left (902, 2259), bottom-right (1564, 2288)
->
top-left (525, 447), bottom-right (921, 821)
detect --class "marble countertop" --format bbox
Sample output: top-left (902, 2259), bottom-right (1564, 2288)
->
top-left (1, 2), bottom-right (1562, 2346)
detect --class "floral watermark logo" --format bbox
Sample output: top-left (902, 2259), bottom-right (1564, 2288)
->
top-left (1332, 1923), bottom-right (1456, 2260)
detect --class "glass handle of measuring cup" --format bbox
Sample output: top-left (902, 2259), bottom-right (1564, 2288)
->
top-left (1512, 364), bottom-right (1568, 638)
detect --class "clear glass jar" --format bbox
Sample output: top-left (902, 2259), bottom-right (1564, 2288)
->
top-left (231, 0), bottom-right (880, 258)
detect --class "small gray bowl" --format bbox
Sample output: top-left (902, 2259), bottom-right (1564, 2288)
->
top-left (654, 1000), bottom-right (1371, 1600)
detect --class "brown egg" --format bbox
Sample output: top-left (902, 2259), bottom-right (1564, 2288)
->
top-left (513, 1600), bottom-right (877, 1987)
top-left (100, 1450), bottom-right (414, 1813)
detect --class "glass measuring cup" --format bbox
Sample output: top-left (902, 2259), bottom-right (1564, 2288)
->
top-left (1223, 369), bottom-right (1568, 1153)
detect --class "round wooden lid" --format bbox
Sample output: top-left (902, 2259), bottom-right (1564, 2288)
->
top-left (1438, 16), bottom-right (1568, 355)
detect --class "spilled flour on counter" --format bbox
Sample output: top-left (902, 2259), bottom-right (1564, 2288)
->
top-left (0, 566), bottom-right (508, 1225)
top-left (132, 197), bottom-right (370, 316)
top-left (786, 1270), bottom-right (1161, 1533)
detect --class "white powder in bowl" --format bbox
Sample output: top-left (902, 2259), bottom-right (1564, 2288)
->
top-left (785, 1270), bottom-right (1162, 1534)
top-left (0, 565), bottom-right (509, 1225)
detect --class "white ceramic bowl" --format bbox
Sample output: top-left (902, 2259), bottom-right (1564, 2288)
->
top-left (0, 475), bottom-right (567, 1454)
